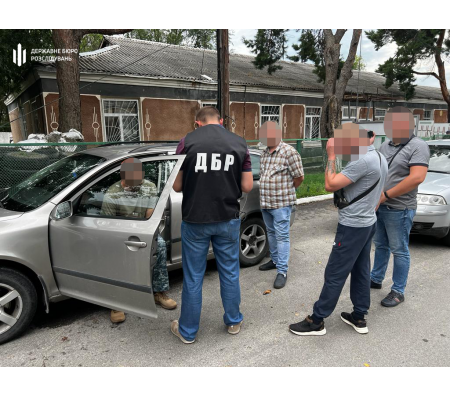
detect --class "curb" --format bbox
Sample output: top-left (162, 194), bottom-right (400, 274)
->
top-left (295, 194), bottom-right (333, 205)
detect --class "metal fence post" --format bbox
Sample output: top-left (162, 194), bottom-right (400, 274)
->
top-left (296, 139), bottom-right (302, 156)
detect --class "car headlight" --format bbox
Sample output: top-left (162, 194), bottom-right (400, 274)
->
top-left (416, 194), bottom-right (447, 205)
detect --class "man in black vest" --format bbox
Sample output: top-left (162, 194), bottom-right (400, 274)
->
top-left (170, 107), bottom-right (253, 344)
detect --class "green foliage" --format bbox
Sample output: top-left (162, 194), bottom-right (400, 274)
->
top-left (353, 55), bottom-right (366, 71)
top-left (296, 171), bottom-right (330, 198)
top-left (125, 29), bottom-right (216, 49)
top-left (242, 29), bottom-right (288, 74)
top-left (0, 29), bottom-right (53, 134)
top-left (80, 34), bottom-right (104, 53)
top-left (366, 29), bottom-right (450, 100)
top-left (0, 30), bottom-right (53, 101)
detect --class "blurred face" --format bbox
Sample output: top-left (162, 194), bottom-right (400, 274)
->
top-left (120, 158), bottom-right (144, 189)
top-left (334, 123), bottom-right (370, 161)
top-left (384, 108), bottom-right (414, 144)
top-left (259, 121), bottom-right (282, 148)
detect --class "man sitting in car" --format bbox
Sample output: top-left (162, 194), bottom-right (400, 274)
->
top-left (101, 158), bottom-right (177, 324)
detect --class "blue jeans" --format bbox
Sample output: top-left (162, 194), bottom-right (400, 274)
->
top-left (178, 219), bottom-right (243, 341)
top-left (371, 205), bottom-right (416, 295)
top-left (261, 206), bottom-right (292, 275)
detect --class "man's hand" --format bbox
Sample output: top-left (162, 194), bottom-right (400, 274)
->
top-left (145, 208), bottom-right (154, 218)
top-left (376, 193), bottom-right (387, 211)
top-left (326, 138), bottom-right (336, 160)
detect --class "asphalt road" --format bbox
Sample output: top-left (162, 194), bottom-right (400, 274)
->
top-left (1, 200), bottom-right (449, 367)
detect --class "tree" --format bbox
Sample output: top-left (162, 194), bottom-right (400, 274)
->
top-left (125, 29), bottom-right (216, 50)
top-left (80, 34), bottom-right (104, 53)
top-left (243, 30), bottom-right (288, 74)
top-left (0, 29), bottom-right (53, 134)
top-left (367, 29), bottom-right (450, 122)
top-left (243, 29), bottom-right (362, 137)
top-left (52, 29), bottom-right (132, 133)
top-left (353, 55), bottom-right (366, 71)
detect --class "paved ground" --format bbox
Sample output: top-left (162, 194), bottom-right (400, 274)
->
top-left (1, 200), bottom-right (449, 367)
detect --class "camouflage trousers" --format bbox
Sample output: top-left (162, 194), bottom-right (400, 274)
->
top-left (152, 234), bottom-right (170, 293)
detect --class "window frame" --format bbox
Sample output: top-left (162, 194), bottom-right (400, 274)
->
top-left (102, 99), bottom-right (141, 142)
top-left (260, 104), bottom-right (281, 126)
top-left (305, 106), bottom-right (322, 139)
top-left (71, 157), bottom-right (179, 221)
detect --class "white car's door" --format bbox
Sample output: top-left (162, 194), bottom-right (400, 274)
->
top-left (48, 156), bottom-right (183, 318)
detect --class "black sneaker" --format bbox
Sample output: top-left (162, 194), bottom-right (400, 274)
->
top-left (370, 280), bottom-right (382, 289)
top-left (259, 260), bottom-right (277, 271)
top-left (289, 315), bottom-right (326, 336)
top-left (381, 290), bottom-right (405, 307)
top-left (274, 273), bottom-right (287, 289)
top-left (340, 312), bottom-right (368, 334)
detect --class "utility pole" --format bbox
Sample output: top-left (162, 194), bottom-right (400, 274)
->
top-left (217, 29), bottom-right (230, 129)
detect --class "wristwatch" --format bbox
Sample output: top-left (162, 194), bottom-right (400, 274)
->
top-left (384, 191), bottom-right (390, 199)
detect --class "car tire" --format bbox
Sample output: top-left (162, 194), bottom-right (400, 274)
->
top-left (439, 230), bottom-right (450, 246)
top-left (239, 217), bottom-right (269, 268)
top-left (0, 268), bottom-right (38, 345)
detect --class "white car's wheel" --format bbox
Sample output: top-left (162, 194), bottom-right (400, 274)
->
top-left (0, 268), bottom-right (37, 345)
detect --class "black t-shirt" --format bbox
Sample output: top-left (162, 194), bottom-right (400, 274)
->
top-left (176, 124), bottom-right (251, 223)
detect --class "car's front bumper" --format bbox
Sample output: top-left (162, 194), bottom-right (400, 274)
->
top-left (411, 204), bottom-right (450, 238)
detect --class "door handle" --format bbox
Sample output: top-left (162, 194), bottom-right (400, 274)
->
top-left (124, 241), bottom-right (147, 248)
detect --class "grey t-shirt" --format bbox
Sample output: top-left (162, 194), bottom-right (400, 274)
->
top-left (379, 136), bottom-right (430, 210)
top-left (338, 146), bottom-right (388, 227)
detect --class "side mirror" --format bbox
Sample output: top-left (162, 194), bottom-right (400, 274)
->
top-left (253, 173), bottom-right (260, 181)
top-left (50, 201), bottom-right (73, 221)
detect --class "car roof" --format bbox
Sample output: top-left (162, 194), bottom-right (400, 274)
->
top-left (83, 142), bottom-right (262, 161)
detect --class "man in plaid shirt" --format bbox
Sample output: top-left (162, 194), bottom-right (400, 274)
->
top-left (258, 121), bottom-right (304, 289)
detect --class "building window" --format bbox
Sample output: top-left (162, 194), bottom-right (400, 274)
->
top-left (424, 110), bottom-right (432, 120)
top-left (260, 105), bottom-right (281, 125)
top-left (102, 100), bottom-right (140, 142)
top-left (342, 107), bottom-right (357, 119)
top-left (305, 107), bottom-right (321, 139)
top-left (375, 109), bottom-right (386, 121)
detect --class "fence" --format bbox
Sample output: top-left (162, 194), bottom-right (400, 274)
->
top-left (1, 134), bottom-right (449, 192)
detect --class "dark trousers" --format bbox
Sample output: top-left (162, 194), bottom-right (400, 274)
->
top-left (313, 222), bottom-right (377, 320)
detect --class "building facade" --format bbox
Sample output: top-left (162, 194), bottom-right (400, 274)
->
top-left (5, 36), bottom-right (449, 143)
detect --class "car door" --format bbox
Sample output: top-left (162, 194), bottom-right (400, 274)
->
top-left (48, 156), bottom-right (183, 319)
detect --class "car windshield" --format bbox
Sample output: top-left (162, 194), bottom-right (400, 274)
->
top-left (428, 145), bottom-right (450, 174)
top-left (1, 153), bottom-right (106, 213)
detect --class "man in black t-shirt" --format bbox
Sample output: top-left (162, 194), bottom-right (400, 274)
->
top-left (170, 107), bottom-right (253, 344)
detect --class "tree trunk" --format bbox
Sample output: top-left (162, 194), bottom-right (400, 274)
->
top-left (52, 29), bottom-right (132, 134)
top-left (320, 29), bottom-right (362, 138)
top-left (52, 30), bottom-right (84, 133)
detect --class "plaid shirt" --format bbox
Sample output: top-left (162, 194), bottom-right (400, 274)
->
top-left (260, 141), bottom-right (304, 209)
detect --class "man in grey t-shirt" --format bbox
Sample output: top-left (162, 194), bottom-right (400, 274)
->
top-left (370, 107), bottom-right (429, 308)
top-left (290, 124), bottom-right (387, 336)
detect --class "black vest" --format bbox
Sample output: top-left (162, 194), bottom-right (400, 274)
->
top-left (181, 124), bottom-right (248, 223)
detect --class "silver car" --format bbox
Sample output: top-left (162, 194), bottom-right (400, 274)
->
top-left (0, 143), bottom-right (295, 344)
top-left (411, 140), bottom-right (450, 245)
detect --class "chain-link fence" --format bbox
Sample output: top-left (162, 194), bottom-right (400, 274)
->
top-left (0, 143), bottom-right (99, 196)
top-left (1, 134), bottom-right (448, 195)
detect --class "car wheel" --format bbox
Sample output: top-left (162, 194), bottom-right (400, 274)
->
top-left (239, 217), bottom-right (269, 267)
top-left (439, 230), bottom-right (450, 246)
top-left (0, 268), bottom-right (38, 345)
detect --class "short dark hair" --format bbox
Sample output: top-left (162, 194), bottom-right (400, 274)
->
top-left (196, 106), bottom-right (221, 123)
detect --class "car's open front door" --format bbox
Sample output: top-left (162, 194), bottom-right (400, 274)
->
top-left (48, 155), bottom-right (184, 319)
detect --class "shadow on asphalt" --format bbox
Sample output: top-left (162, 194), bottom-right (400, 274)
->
top-left (30, 260), bottom-right (222, 330)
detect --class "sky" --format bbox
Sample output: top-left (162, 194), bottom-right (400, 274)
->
top-left (230, 29), bottom-right (450, 90)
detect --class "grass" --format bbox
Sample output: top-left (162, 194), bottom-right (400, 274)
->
top-left (296, 170), bottom-right (331, 199)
